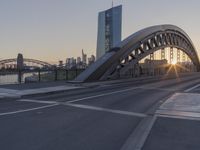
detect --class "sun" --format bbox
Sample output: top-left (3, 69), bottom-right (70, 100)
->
top-left (171, 60), bottom-right (177, 65)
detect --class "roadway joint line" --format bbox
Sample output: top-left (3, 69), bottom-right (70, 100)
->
top-left (63, 103), bottom-right (147, 118)
top-left (17, 99), bottom-right (147, 118)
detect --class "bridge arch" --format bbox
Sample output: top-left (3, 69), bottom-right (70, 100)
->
top-left (75, 24), bottom-right (200, 82)
top-left (0, 58), bottom-right (52, 68)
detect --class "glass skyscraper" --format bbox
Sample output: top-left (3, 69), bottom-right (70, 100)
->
top-left (96, 5), bottom-right (122, 59)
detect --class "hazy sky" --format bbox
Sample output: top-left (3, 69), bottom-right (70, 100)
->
top-left (1, 0), bottom-right (200, 63)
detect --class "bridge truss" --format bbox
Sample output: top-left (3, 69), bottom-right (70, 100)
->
top-left (75, 24), bottom-right (200, 82)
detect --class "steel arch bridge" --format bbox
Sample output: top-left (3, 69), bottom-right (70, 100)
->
top-left (75, 24), bottom-right (200, 82)
top-left (0, 58), bottom-right (52, 67)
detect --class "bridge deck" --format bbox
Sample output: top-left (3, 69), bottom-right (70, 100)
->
top-left (0, 72), bottom-right (200, 150)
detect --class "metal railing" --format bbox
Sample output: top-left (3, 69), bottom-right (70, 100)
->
top-left (0, 68), bottom-right (85, 85)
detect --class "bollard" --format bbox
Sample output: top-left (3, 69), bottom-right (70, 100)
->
top-left (75, 69), bottom-right (78, 78)
top-left (66, 69), bottom-right (68, 80)
top-left (18, 69), bottom-right (22, 84)
top-left (55, 69), bottom-right (58, 81)
top-left (38, 69), bottom-right (41, 82)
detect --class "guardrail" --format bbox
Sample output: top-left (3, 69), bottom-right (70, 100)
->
top-left (0, 68), bottom-right (85, 85)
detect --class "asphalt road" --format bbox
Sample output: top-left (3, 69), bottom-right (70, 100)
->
top-left (0, 73), bottom-right (200, 150)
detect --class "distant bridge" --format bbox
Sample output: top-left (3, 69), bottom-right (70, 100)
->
top-left (0, 58), bottom-right (53, 68)
top-left (75, 24), bottom-right (200, 82)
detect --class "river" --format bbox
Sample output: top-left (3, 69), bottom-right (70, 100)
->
top-left (0, 72), bottom-right (37, 85)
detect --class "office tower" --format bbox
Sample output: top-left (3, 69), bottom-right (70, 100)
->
top-left (82, 49), bottom-right (87, 66)
top-left (88, 55), bottom-right (96, 65)
top-left (96, 5), bottom-right (122, 59)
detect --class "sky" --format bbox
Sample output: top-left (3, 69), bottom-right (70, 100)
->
top-left (0, 0), bottom-right (200, 63)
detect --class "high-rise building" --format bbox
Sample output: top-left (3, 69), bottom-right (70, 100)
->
top-left (66, 57), bottom-right (76, 69)
top-left (96, 5), bottom-right (122, 59)
top-left (82, 49), bottom-right (87, 66)
top-left (77, 57), bottom-right (81, 64)
top-left (76, 57), bottom-right (82, 69)
top-left (88, 55), bottom-right (96, 65)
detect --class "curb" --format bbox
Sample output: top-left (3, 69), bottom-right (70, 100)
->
top-left (0, 95), bottom-right (21, 101)
top-left (20, 86), bottom-right (84, 98)
top-left (0, 86), bottom-right (84, 100)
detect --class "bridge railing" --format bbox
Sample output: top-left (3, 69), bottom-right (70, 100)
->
top-left (0, 68), bottom-right (85, 85)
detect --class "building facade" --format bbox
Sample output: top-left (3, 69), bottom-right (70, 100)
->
top-left (96, 5), bottom-right (122, 59)
top-left (88, 55), bottom-right (96, 65)
top-left (82, 49), bottom-right (87, 68)
top-left (66, 57), bottom-right (76, 69)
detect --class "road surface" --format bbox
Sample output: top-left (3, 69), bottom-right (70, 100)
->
top-left (0, 73), bottom-right (200, 150)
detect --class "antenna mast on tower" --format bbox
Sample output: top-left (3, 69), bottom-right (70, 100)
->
top-left (112, 0), bottom-right (114, 8)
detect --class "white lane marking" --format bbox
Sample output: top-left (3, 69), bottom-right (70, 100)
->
top-left (135, 116), bottom-right (157, 150)
top-left (184, 83), bottom-right (200, 92)
top-left (18, 99), bottom-right (58, 104)
top-left (64, 103), bottom-right (147, 118)
top-left (0, 104), bottom-right (59, 116)
top-left (67, 87), bottom-right (139, 103)
top-left (120, 116), bottom-right (157, 150)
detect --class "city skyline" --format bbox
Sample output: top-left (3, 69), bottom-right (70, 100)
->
top-left (1, 0), bottom-right (200, 63)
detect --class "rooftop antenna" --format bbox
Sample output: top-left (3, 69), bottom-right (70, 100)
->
top-left (112, 0), bottom-right (114, 8)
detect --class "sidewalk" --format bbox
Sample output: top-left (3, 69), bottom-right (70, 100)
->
top-left (142, 91), bottom-right (200, 150)
top-left (0, 81), bottom-right (82, 100)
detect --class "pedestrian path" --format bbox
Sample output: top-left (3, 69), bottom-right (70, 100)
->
top-left (156, 92), bottom-right (200, 119)
top-left (0, 82), bottom-right (82, 100)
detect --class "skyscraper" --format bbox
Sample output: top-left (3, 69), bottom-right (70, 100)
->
top-left (96, 5), bottom-right (122, 59)
top-left (82, 49), bottom-right (87, 65)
